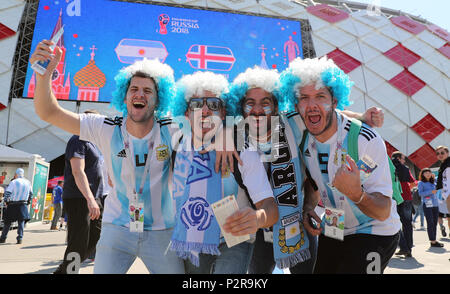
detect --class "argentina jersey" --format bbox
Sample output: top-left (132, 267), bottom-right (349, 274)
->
top-left (302, 115), bottom-right (400, 237)
top-left (79, 114), bottom-right (177, 231)
top-left (6, 178), bottom-right (32, 202)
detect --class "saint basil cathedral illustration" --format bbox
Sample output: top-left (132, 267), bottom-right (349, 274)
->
top-left (73, 45), bottom-right (106, 101)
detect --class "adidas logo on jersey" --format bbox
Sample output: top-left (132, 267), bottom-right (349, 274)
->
top-left (117, 149), bottom-right (127, 158)
top-left (304, 148), bottom-right (311, 157)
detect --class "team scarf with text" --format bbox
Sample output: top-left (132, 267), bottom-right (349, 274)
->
top-left (269, 115), bottom-right (311, 269)
top-left (170, 138), bottom-right (222, 267)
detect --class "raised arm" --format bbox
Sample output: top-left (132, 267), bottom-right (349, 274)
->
top-left (341, 107), bottom-right (384, 128)
top-left (29, 40), bottom-right (80, 135)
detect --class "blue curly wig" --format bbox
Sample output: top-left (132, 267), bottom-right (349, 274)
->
top-left (278, 57), bottom-right (354, 113)
top-left (110, 58), bottom-right (176, 120)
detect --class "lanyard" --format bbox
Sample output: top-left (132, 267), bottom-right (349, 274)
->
top-left (120, 117), bottom-right (156, 200)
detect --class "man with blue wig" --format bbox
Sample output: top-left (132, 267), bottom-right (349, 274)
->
top-left (279, 57), bottom-right (401, 274)
top-left (228, 66), bottom-right (384, 274)
top-left (30, 39), bottom-right (188, 273)
top-left (168, 71), bottom-right (278, 274)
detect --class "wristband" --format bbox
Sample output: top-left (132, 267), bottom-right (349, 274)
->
top-left (354, 189), bottom-right (365, 205)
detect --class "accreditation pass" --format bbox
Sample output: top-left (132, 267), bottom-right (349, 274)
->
top-left (129, 194), bottom-right (144, 232)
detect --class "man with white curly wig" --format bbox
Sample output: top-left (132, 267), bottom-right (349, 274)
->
top-left (30, 39), bottom-right (185, 273)
top-left (279, 57), bottom-right (401, 274)
top-left (168, 71), bottom-right (278, 274)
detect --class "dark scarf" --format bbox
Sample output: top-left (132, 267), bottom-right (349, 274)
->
top-left (392, 158), bottom-right (411, 183)
top-left (437, 156), bottom-right (450, 190)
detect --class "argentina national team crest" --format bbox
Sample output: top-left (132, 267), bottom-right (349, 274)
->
top-left (156, 144), bottom-right (169, 161)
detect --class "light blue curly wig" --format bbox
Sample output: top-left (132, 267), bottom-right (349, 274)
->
top-left (110, 58), bottom-right (176, 119)
top-left (278, 57), bottom-right (354, 113)
top-left (170, 71), bottom-right (237, 118)
top-left (226, 66), bottom-right (282, 118)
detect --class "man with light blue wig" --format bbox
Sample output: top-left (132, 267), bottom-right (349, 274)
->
top-left (168, 71), bottom-right (278, 274)
top-left (30, 38), bottom-right (186, 273)
top-left (279, 57), bottom-right (401, 274)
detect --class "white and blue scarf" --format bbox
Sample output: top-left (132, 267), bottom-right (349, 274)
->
top-left (170, 138), bottom-right (223, 267)
top-left (269, 115), bottom-right (311, 269)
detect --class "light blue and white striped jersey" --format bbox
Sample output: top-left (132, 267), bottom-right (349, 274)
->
top-left (302, 115), bottom-right (401, 236)
top-left (80, 114), bottom-right (176, 231)
top-left (5, 177), bottom-right (32, 202)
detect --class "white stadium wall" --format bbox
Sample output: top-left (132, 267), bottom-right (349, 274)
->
top-left (0, 0), bottom-right (448, 171)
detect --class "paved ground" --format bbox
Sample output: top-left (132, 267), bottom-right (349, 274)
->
top-left (0, 221), bottom-right (449, 274)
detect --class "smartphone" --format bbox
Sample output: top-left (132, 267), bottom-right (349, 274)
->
top-left (308, 214), bottom-right (319, 230)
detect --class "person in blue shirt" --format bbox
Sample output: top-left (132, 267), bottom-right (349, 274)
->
top-left (50, 180), bottom-right (63, 230)
top-left (418, 168), bottom-right (444, 248)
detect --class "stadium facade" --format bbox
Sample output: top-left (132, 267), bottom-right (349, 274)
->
top-left (0, 0), bottom-right (448, 176)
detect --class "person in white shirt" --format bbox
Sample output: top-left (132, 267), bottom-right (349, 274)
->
top-left (0, 168), bottom-right (32, 244)
top-left (278, 57), bottom-right (401, 274)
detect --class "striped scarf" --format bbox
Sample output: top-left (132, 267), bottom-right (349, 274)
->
top-left (271, 115), bottom-right (311, 269)
top-left (170, 139), bottom-right (223, 267)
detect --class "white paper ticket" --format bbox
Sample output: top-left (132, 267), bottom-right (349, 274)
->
top-left (211, 195), bottom-right (250, 248)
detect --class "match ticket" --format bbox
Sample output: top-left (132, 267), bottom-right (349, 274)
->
top-left (211, 195), bottom-right (250, 248)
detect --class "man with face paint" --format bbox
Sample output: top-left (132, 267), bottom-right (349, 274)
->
top-left (168, 71), bottom-right (278, 274)
top-left (279, 57), bottom-right (401, 274)
top-left (229, 66), bottom-right (383, 274)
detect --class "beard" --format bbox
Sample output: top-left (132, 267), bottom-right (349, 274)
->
top-left (304, 108), bottom-right (334, 137)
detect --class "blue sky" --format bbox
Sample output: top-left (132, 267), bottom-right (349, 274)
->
top-left (354, 0), bottom-right (449, 30)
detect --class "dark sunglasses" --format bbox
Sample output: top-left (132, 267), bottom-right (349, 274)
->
top-left (436, 151), bottom-right (446, 155)
top-left (188, 97), bottom-right (223, 111)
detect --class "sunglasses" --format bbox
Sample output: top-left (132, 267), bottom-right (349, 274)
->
top-left (188, 97), bottom-right (223, 111)
top-left (436, 151), bottom-right (446, 156)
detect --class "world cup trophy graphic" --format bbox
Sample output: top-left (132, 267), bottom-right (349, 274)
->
top-left (158, 14), bottom-right (170, 35)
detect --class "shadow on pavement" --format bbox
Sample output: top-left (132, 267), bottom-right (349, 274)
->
top-left (425, 247), bottom-right (448, 254)
top-left (21, 243), bottom-right (66, 250)
top-left (27, 260), bottom-right (94, 274)
top-left (388, 256), bottom-right (425, 270)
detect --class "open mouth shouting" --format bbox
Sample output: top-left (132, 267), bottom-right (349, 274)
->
top-left (132, 100), bottom-right (146, 110)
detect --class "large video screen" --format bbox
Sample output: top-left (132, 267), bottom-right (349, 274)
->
top-left (23, 0), bottom-right (303, 102)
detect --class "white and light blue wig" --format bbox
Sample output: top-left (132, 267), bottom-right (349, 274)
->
top-left (227, 66), bottom-right (281, 117)
top-left (110, 58), bottom-right (176, 119)
top-left (170, 71), bottom-right (235, 117)
top-left (278, 57), bottom-right (354, 112)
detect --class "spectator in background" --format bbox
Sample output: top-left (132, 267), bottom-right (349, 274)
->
top-left (435, 146), bottom-right (450, 238)
top-left (53, 109), bottom-right (105, 274)
top-left (391, 151), bottom-right (416, 258)
top-left (418, 168), bottom-right (443, 248)
top-left (50, 180), bottom-right (64, 230)
top-left (0, 168), bottom-right (32, 244)
top-left (411, 186), bottom-right (425, 230)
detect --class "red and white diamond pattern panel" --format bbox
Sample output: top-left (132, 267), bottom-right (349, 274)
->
top-left (0, 0), bottom-right (24, 145)
top-left (298, 2), bottom-right (449, 170)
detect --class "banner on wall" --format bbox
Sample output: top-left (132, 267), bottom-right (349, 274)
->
top-left (29, 162), bottom-right (49, 223)
top-left (23, 0), bottom-right (303, 102)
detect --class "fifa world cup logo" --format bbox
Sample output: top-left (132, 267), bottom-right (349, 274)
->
top-left (158, 14), bottom-right (170, 35)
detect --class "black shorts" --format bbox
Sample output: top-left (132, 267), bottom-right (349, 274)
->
top-left (314, 232), bottom-right (400, 274)
top-left (439, 212), bottom-right (450, 218)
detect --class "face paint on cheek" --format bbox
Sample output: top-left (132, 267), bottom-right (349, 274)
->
top-left (263, 106), bottom-right (272, 115)
top-left (244, 104), bottom-right (252, 114)
top-left (322, 103), bottom-right (332, 112)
